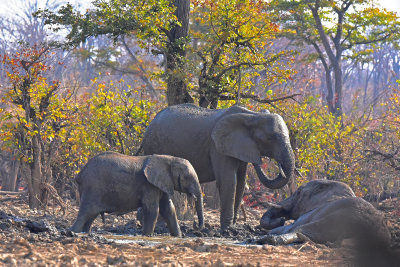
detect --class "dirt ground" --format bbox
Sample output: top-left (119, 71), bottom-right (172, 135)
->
top-left (0, 194), bottom-right (399, 266)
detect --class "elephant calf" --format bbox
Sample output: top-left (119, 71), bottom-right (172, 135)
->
top-left (259, 180), bottom-right (391, 247)
top-left (71, 152), bottom-right (204, 237)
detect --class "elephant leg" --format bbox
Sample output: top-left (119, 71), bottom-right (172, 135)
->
top-left (82, 213), bottom-right (99, 232)
top-left (159, 194), bottom-right (181, 237)
top-left (211, 148), bottom-right (240, 230)
top-left (71, 203), bottom-right (99, 233)
top-left (294, 219), bottom-right (335, 244)
top-left (233, 163), bottom-right (247, 224)
top-left (142, 200), bottom-right (160, 236)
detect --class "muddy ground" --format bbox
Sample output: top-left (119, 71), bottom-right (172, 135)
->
top-left (0, 194), bottom-right (400, 266)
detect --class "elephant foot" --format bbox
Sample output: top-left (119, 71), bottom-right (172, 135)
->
top-left (69, 225), bottom-right (82, 233)
top-left (193, 220), bottom-right (204, 230)
top-left (218, 225), bottom-right (241, 237)
top-left (257, 232), bottom-right (302, 246)
top-left (171, 230), bottom-right (182, 238)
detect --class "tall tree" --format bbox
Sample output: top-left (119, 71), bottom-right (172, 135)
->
top-left (191, 0), bottom-right (294, 108)
top-left (270, 0), bottom-right (400, 115)
top-left (36, 0), bottom-right (193, 105)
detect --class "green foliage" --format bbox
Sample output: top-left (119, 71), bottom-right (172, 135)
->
top-left (35, 0), bottom-right (176, 49)
top-left (0, 45), bottom-right (162, 199)
top-left (191, 0), bottom-right (295, 107)
top-left (36, 0), bottom-right (296, 108)
top-left (2, 1), bottom-right (399, 202)
top-left (242, 89), bottom-right (399, 195)
top-left (64, 78), bottom-right (161, 170)
top-left (271, 0), bottom-right (399, 49)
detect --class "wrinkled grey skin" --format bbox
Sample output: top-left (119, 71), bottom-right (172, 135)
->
top-left (71, 152), bottom-right (204, 237)
top-left (261, 179), bottom-right (355, 230)
top-left (141, 103), bottom-right (295, 229)
top-left (260, 180), bottom-right (391, 246)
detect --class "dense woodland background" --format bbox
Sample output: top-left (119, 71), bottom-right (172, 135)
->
top-left (0, 0), bottom-right (399, 212)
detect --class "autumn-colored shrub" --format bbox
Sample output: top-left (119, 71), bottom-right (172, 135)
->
top-left (62, 78), bottom-right (162, 171)
top-left (240, 88), bottom-right (400, 201)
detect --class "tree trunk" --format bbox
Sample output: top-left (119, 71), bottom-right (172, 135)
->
top-left (332, 62), bottom-right (343, 116)
top-left (310, 5), bottom-right (344, 117)
top-left (28, 136), bottom-right (43, 209)
top-left (1, 159), bottom-right (20, 192)
top-left (165, 0), bottom-right (193, 106)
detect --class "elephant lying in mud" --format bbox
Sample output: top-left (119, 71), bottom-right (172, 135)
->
top-left (258, 180), bottom-right (391, 247)
top-left (71, 152), bottom-right (204, 237)
top-left (140, 103), bottom-right (295, 229)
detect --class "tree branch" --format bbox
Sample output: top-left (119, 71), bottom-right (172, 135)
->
top-left (365, 149), bottom-right (400, 171)
top-left (120, 36), bottom-right (157, 97)
top-left (219, 93), bottom-right (301, 104)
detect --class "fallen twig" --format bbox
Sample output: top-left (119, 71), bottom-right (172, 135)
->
top-left (0, 190), bottom-right (26, 195)
top-left (41, 182), bottom-right (66, 216)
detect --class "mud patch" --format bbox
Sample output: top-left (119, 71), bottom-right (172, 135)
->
top-left (1, 196), bottom-right (400, 266)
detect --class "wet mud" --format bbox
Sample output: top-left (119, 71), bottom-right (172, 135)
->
top-left (0, 195), bottom-right (399, 266)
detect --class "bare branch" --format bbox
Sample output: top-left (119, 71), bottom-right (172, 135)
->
top-left (219, 93), bottom-right (301, 104)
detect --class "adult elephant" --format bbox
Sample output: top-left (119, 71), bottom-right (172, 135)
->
top-left (141, 103), bottom-right (295, 229)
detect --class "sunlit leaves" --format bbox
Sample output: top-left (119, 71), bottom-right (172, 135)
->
top-left (191, 0), bottom-right (294, 106)
top-left (0, 45), bottom-right (74, 163)
top-left (64, 78), bottom-right (161, 169)
top-left (0, 44), bottom-right (161, 183)
top-left (248, 91), bottom-right (395, 195)
top-left (35, 0), bottom-right (176, 49)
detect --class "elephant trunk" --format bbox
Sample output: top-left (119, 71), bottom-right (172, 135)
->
top-left (260, 205), bottom-right (286, 230)
top-left (253, 143), bottom-right (295, 190)
top-left (194, 193), bottom-right (204, 228)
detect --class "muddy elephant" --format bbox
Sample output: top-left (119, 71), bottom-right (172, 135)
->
top-left (259, 180), bottom-right (391, 246)
top-left (141, 103), bottom-right (295, 229)
top-left (71, 152), bottom-right (204, 237)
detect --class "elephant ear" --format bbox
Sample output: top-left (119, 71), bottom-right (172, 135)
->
top-left (143, 155), bottom-right (175, 197)
top-left (211, 113), bottom-right (261, 164)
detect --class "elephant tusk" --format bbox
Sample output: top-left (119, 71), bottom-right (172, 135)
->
top-left (279, 164), bottom-right (286, 179)
top-left (260, 157), bottom-right (287, 179)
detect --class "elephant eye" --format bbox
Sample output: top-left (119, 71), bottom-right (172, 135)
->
top-left (253, 129), bottom-right (266, 140)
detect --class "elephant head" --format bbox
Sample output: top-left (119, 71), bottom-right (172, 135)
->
top-left (211, 112), bottom-right (295, 189)
top-left (143, 155), bottom-right (204, 228)
top-left (260, 179), bottom-right (356, 229)
top-left (277, 179), bottom-right (356, 219)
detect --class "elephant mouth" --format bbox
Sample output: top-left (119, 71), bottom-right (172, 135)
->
top-left (258, 157), bottom-right (286, 177)
top-left (253, 156), bottom-right (293, 190)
